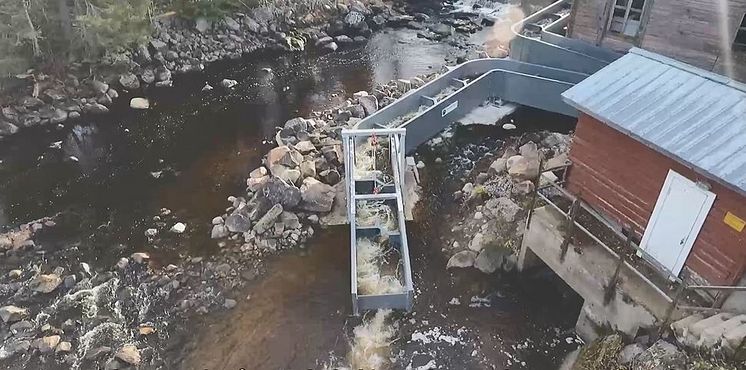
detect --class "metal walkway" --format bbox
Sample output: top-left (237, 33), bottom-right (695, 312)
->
top-left (342, 0), bottom-right (619, 314)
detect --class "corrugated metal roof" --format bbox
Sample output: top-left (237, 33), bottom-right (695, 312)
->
top-left (562, 48), bottom-right (746, 195)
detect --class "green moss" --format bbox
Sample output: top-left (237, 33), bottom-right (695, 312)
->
top-left (572, 334), bottom-right (625, 370)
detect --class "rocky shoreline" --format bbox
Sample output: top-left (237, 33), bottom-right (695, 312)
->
top-left (0, 0), bottom-right (498, 141)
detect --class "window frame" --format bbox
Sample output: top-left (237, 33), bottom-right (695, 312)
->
top-left (606, 0), bottom-right (646, 38)
top-left (733, 14), bottom-right (746, 51)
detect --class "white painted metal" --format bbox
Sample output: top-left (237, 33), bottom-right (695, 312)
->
top-left (639, 170), bottom-right (716, 277)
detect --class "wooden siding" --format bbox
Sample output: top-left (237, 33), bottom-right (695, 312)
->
top-left (569, 0), bottom-right (746, 76)
top-left (567, 114), bottom-right (746, 285)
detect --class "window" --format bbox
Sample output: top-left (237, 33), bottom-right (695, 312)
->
top-left (607, 0), bottom-right (646, 37)
top-left (734, 14), bottom-right (746, 51)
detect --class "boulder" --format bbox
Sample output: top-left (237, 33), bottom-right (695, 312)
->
top-left (223, 16), bottom-right (240, 31)
top-left (247, 175), bottom-right (269, 192)
top-left (131, 252), bottom-right (150, 264)
top-left (506, 155), bottom-right (540, 180)
top-left (30, 274), bottom-right (62, 293)
top-left (468, 232), bottom-right (486, 252)
top-left (546, 152), bottom-right (569, 170)
top-left (267, 146), bottom-right (292, 167)
top-left (49, 109), bottom-right (68, 125)
top-left (519, 141), bottom-right (539, 160)
top-left (90, 80), bottom-right (109, 95)
top-left (130, 98), bottom-right (150, 109)
top-left (195, 17), bottom-right (211, 33)
top-left (269, 164), bottom-right (301, 184)
top-left (322, 42), bottom-right (339, 52)
top-left (617, 343), bottom-right (646, 365)
top-left (243, 17), bottom-right (261, 33)
top-left (295, 141), bottom-right (316, 154)
top-left (446, 250), bottom-right (477, 269)
top-left (280, 212), bottom-right (301, 229)
top-left (300, 160), bottom-right (317, 179)
top-left (474, 248), bottom-right (505, 274)
top-left (335, 35), bottom-right (353, 44)
top-left (249, 166), bottom-right (267, 178)
top-left (284, 117), bottom-right (308, 133)
top-left (33, 335), bottom-right (60, 353)
top-left (484, 197), bottom-right (520, 222)
top-left (0, 339), bottom-right (30, 359)
top-left (211, 224), bottom-right (229, 239)
top-left (253, 204), bottom-right (283, 234)
top-left (115, 344), bottom-right (141, 366)
top-left (155, 66), bottom-right (171, 82)
top-left (119, 73), bottom-right (140, 90)
top-left (488, 158), bottom-right (507, 175)
top-left (141, 69), bottom-right (155, 84)
top-left (261, 177), bottom-right (301, 208)
top-left (149, 40), bottom-right (168, 54)
top-left (514, 180), bottom-right (535, 195)
top-left (56, 341), bottom-right (72, 353)
top-left (300, 179), bottom-right (336, 212)
top-left (0, 306), bottom-right (28, 323)
top-left (225, 213), bottom-right (251, 233)
top-left (358, 95), bottom-right (378, 116)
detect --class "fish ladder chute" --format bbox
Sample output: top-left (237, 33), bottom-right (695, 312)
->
top-left (341, 128), bottom-right (413, 315)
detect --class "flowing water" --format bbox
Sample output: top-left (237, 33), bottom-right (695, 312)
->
top-left (1, 5), bottom-right (583, 369)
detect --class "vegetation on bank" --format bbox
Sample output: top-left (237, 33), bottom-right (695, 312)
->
top-left (0, 0), bottom-right (316, 80)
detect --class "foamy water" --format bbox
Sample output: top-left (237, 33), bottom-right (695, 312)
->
top-left (356, 237), bottom-right (404, 296)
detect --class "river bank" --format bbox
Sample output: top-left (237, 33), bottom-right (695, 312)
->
top-left (0, 1), bottom-right (585, 368)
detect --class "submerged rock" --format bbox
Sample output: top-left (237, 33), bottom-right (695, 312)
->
top-left (474, 248), bottom-right (505, 274)
top-left (116, 344), bottom-right (141, 366)
top-left (446, 251), bottom-right (477, 269)
top-left (32, 335), bottom-right (60, 353)
top-left (0, 305), bottom-right (28, 323)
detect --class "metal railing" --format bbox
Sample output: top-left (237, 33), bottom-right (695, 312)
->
top-left (527, 162), bottom-right (746, 337)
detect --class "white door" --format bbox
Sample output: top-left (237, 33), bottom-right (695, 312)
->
top-left (639, 170), bottom-right (716, 277)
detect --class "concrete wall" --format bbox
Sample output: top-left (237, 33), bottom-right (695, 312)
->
top-left (568, 0), bottom-right (746, 81)
top-left (566, 113), bottom-right (746, 286)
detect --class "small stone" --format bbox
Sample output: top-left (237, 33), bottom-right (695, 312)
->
top-left (10, 320), bottom-right (34, 332)
top-left (202, 83), bottom-right (213, 91)
top-left (116, 258), bottom-right (129, 270)
top-left (249, 167), bottom-right (267, 178)
top-left (224, 298), bottom-right (237, 309)
top-left (33, 335), bottom-right (61, 353)
top-left (221, 79), bottom-right (238, 88)
top-left (131, 252), bottom-right (150, 264)
top-left (8, 269), bottom-right (22, 279)
top-left (130, 98), bottom-right (150, 109)
top-left (416, 161), bottom-right (425, 169)
top-left (502, 123), bottom-right (517, 130)
top-left (212, 216), bottom-right (224, 225)
top-left (115, 344), bottom-right (141, 366)
top-left (138, 326), bottom-right (156, 336)
top-left (474, 212), bottom-right (483, 220)
top-left (144, 228), bottom-right (158, 237)
top-left (56, 341), bottom-right (72, 353)
top-left (30, 274), bottom-right (62, 293)
top-left (170, 222), bottom-right (187, 233)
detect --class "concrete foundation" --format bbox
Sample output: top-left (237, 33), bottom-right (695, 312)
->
top-left (519, 206), bottom-right (675, 341)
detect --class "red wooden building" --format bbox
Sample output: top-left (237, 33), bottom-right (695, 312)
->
top-left (561, 48), bottom-right (746, 287)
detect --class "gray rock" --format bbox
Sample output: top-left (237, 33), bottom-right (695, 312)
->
top-left (249, 167), bottom-right (267, 178)
top-left (56, 341), bottom-right (72, 353)
top-left (83, 103), bottom-right (109, 114)
top-left (322, 42), bottom-right (338, 52)
top-left (141, 69), bottom-right (155, 84)
top-left (618, 343), bottom-right (646, 365)
top-left (195, 17), bottom-right (211, 33)
top-left (225, 213), bottom-right (251, 233)
top-left (224, 298), bottom-right (237, 309)
top-left (0, 306), bottom-right (28, 323)
top-left (261, 177), bottom-right (301, 208)
top-left (32, 335), bottom-right (60, 353)
top-left (632, 340), bottom-right (686, 370)
top-left (294, 141), bottom-right (316, 154)
top-left (488, 158), bottom-right (507, 175)
top-left (10, 320), bottom-right (34, 332)
top-left (115, 344), bottom-right (141, 366)
top-left (49, 109), bottom-right (68, 125)
top-left (430, 23), bottom-right (452, 36)
top-left (243, 17), bottom-right (261, 33)
top-left (358, 95), bottom-right (378, 116)
top-left (212, 216), bottom-right (224, 225)
top-left (170, 222), bottom-right (186, 233)
top-left (506, 155), bottom-right (540, 180)
top-left (149, 40), bottom-right (168, 54)
top-left (300, 160), bottom-right (317, 179)
top-left (131, 252), bottom-right (150, 264)
top-left (270, 164), bottom-right (301, 184)
top-left (447, 251), bottom-right (477, 269)
top-left (519, 141), bottom-right (539, 160)
top-left (30, 274), bottom-right (62, 293)
top-left (85, 346), bottom-right (112, 360)
top-left (90, 80), bottom-right (109, 95)
top-left (130, 98), bottom-right (150, 109)
top-left (224, 17), bottom-right (240, 31)
top-left (484, 197), bottom-right (520, 222)
top-left (280, 212), bottom-right (301, 229)
top-left (116, 258), bottom-right (129, 270)
top-left (221, 79), bottom-right (238, 88)
top-left (0, 121), bottom-right (19, 136)
top-left (315, 36), bottom-right (334, 46)
top-left (335, 35), bottom-right (353, 44)
top-left (474, 248), bottom-right (506, 274)
top-left (253, 204), bottom-right (283, 234)
top-left (144, 228), bottom-right (158, 237)
top-left (0, 339), bottom-right (30, 360)
top-left (211, 224), bottom-right (229, 239)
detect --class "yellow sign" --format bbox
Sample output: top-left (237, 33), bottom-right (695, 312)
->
top-left (724, 212), bottom-right (746, 232)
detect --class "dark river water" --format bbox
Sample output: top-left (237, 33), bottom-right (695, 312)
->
top-left (0, 21), bottom-right (582, 370)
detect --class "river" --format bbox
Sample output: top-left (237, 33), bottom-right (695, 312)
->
top-left (0, 5), bottom-right (582, 369)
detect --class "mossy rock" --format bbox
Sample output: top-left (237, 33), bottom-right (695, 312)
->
top-left (572, 334), bottom-right (625, 370)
